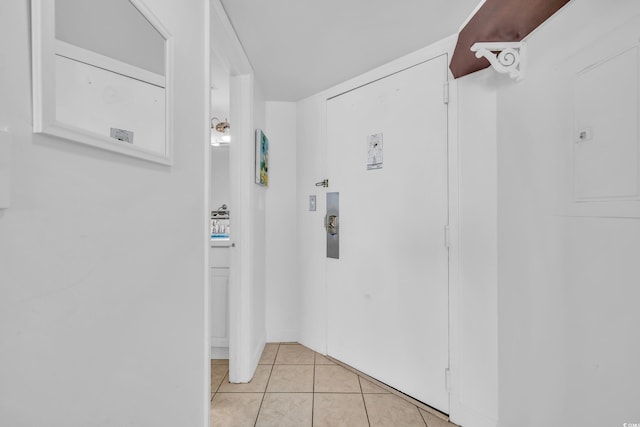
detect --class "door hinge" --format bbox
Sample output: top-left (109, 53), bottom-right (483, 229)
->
top-left (443, 81), bottom-right (450, 104)
top-left (445, 368), bottom-right (451, 392)
top-left (444, 225), bottom-right (450, 248)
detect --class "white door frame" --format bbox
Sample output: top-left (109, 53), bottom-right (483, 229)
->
top-left (228, 73), bottom-right (255, 382)
top-left (317, 35), bottom-right (463, 419)
top-left (202, 3), bottom-right (211, 426)
top-left (324, 54), bottom-right (451, 410)
top-left (208, 0), bottom-right (256, 386)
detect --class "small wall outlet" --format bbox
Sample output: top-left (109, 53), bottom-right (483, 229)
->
top-left (309, 195), bottom-right (316, 211)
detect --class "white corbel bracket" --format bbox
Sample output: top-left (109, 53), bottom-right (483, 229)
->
top-left (470, 42), bottom-right (526, 81)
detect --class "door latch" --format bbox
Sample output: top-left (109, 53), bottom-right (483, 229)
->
top-left (315, 179), bottom-right (329, 188)
top-left (326, 214), bottom-right (339, 235)
top-left (326, 192), bottom-right (339, 259)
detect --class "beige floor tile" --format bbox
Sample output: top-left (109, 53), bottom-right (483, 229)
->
top-left (259, 343), bottom-right (280, 365)
top-left (210, 393), bottom-right (263, 427)
top-left (208, 344), bottom-right (452, 427)
top-left (275, 344), bottom-right (315, 364)
top-left (255, 393), bottom-right (313, 427)
top-left (211, 365), bottom-right (229, 393)
top-left (364, 393), bottom-right (426, 426)
top-left (266, 364), bottom-right (314, 392)
top-left (314, 353), bottom-right (335, 365)
top-left (313, 393), bottom-right (369, 427)
top-left (359, 377), bottom-right (390, 394)
top-left (419, 408), bottom-right (454, 427)
top-left (218, 365), bottom-right (272, 393)
top-left (314, 364), bottom-right (361, 393)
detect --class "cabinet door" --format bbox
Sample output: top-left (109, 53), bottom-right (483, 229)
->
top-left (210, 268), bottom-right (229, 347)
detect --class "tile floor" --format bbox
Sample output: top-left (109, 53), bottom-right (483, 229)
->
top-left (210, 343), bottom-right (457, 427)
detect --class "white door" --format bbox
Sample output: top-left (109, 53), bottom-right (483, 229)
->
top-left (326, 55), bottom-right (450, 412)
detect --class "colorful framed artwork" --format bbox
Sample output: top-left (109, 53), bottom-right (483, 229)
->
top-left (255, 129), bottom-right (269, 187)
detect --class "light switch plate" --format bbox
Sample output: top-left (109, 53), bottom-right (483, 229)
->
top-left (309, 195), bottom-right (316, 211)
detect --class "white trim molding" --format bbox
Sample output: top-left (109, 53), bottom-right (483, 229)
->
top-left (471, 42), bottom-right (526, 81)
top-left (31, 0), bottom-right (174, 165)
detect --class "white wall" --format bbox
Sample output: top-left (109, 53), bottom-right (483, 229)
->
top-left (0, 1), bottom-right (209, 426)
top-left (251, 83), bottom-right (267, 362)
top-left (282, 2), bottom-right (640, 427)
top-left (265, 102), bottom-right (298, 342)
top-left (450, 69), bottom-right (499, 427)
top-left (496, 1), bottom-right (640, 426)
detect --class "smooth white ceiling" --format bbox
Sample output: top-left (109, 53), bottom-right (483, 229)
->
top-left (219, 0), bottom-right (480, 101)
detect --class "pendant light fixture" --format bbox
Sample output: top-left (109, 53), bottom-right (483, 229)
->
top-left (210, 117), bottom-right (231, 146)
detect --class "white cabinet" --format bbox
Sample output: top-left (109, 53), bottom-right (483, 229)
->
top-left (210, 246), bottom-right (230, 359)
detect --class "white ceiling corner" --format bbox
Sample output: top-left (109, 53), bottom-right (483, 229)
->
top-left (219, 0), bottom-right (481, 101)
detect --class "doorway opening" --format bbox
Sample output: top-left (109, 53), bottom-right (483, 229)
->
top-left (209, 48), bottom-right (232, 361)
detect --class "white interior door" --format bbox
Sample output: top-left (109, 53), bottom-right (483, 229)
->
top-left (326, 55), bottom-right (450, 412)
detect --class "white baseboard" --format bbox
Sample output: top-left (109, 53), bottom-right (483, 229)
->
top-left (210, 346), bottom-right (229, 359)
top-left (211, 337), bottom-right (229, 347)
top-left (450, 403), bottom-right (498, 427)
top-left (251, 333), bottom-right (266, 368)
top-left (266, 329), bottom-right (298, 343)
